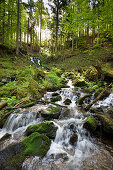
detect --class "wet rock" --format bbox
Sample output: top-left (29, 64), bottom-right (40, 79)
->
top-left (54, 153), bottom-right (68, 161)
top-left (51, 95), bottom-right (62, 102)
top-left (83, 116), bottom-right (97, 132)
top-left (41, 106), bottom-right (61, 120)
top-left (25, 121), bottom-right (58, 139)
top-left (69, 123), bottom-right (76, 133)
top-left (77, 94), bottom-right (91, 105)
top-left (96, 114), bottom-right (113, 137)
top-left (0, 143), bottom-right (24, 170)
top-left (90, 107), bottom-right (104, 114)
top-left (69, 133), bottom-right (78, 145)
top-left (73, 80), bottom-right (87, 87)
top-left (64, 99), bottom-right (71, 105)
top-left (0, 132), bottom-right (51, 170)
top-left (52, 92), bottom-right (59, 97)
top-left (0, 133), bottom-right (11, 143)
top-left (59, 107), bottom-right (70, 119)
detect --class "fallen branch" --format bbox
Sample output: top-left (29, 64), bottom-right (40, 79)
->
top-left (85, 83), bottom-right (112, 111)
top-left (0, 101), bottom-right (7, 109)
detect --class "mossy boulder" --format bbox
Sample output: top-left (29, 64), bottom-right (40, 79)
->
top-left (21, 132), bottom-right (51, 157)
top-left (52, 92), bottom-right (59, 97)
top-left (96, 114), bottom-right (113, 136)
top-left (83, 116), bottom-right (97, 132)
top-left (0, 132), bottom-right (51, 169)
top-left (64, 99), bottom-right (71, 105)
top-left (64, 72), bottom-right (75, 79)
top-left (41, 106), bottom-right (61, 120)
top-left (84, 66), bottom-right (98, 81)
top-left (51, 95), bottom-right (62, 102)
top-left (77, 94), bottom-right (91, 105)
top-left (25, 121), bottom-right (58, 139)
top-left (0, 143), bottom-right (24, 170)
top-left (74, 80), bottom-right (87, 88)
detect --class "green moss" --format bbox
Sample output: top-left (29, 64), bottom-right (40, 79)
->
top-left (28, 78), bottom-right (41, 99)
top-left (9, 152), bottom-right (25, 168)
top-left (21, 132), bottom-right (51, 156)
top-left (25, 121), bottom-right (57, 139)
top-left (97, 114), bottom-right (113, 135)
top-left (40, 106), bottom-right (61, 120)
top-left (84, 116), bottom-right (97, 132)
top-left (51, 95), bottom-right (62, 102)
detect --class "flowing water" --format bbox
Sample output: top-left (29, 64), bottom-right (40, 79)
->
top-left (0, 80), bottom-right (113, 170)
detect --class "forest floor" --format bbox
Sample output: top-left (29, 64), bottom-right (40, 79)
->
top-left (43, 47), bottom-right (113, 74)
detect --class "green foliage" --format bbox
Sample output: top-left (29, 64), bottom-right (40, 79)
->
top-left (1, 96), bottom-right (18, 106)
top-left (45, 71), bottom-right (62, 87)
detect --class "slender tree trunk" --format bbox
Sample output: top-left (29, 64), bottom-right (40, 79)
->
top-left (72, 33), bottom-right (74, 51)
top-left (55, 1), bottom-right (59, 52)
top-left (16, 0), bottom-right (20, 55)
top-left (27, 17), bottom-right (29, 46)
top-left (2, 0), bottom-right (5, 44)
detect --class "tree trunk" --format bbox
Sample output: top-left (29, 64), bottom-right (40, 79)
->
top-left (16, 0), bottom-right (20, 55)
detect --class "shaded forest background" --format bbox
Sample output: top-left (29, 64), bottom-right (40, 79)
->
top-left (0, 0), bottom-right (113, 54)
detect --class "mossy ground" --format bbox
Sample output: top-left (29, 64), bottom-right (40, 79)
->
top-left (42, 47), bottom-right (113, 75)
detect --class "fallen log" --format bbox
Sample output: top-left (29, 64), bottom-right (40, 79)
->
top-left (85, 83), bottom-right (112, 111)
top-left (0, 101), bottom-right (7, 109)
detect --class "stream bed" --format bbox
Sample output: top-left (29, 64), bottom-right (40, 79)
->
top-left (0, 80), bottom-right (113, 170)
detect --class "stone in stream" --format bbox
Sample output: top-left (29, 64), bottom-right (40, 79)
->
top-left (41, 106), bottom-right (62, 120)
top-left (25, 121), bottom-right (58, 139)
top-left (0, 132), bottom-right (51, 170)
top-left (51, 95), bottom-right (62, 102)
top-left (52, 92), bottom-right (59, 97)
top-left (95, 114), bottom-right (113, 137)
top-left (0, 133), bottom-right (11, 143)
top-left (69, 133), bottom-right (78, 145)
top-left (64, 99), bottom-right (71, 105)
top-left (83, 116), bottom-right (97, 133)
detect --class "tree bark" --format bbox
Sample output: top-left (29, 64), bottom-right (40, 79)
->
top-left (16, 0), bottom-right (20, 55)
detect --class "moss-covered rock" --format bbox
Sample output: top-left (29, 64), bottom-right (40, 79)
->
top-left (51, 95), bottom-right (62, 102)
top-left (41, 106), bottom-right (61, 120)
top-left (83, 116), bottom-right (97, 132)
top-left (25, 121), bottom-right (58, 139)
top-left (64, 72), bottom-right (75, 79)
top-left (22, 132), bottom-right (51, 156)
top-left (74, 80), bottom-right (87, 87)
top-left (96, 114), bottom-right (113, 136)
top-left (0, 132), bottom-right (51, 169)
top-left (77, 94), bottom-right (91, 105)
top-left (84, 66), bottom-right (98, 81)
top-left (64, 99), bottom-right (71, 105)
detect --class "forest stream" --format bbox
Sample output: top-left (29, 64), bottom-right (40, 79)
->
top-left (0, 78), bottom-right (113, 170)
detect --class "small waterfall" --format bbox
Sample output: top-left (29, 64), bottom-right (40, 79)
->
top-left (0, 111), bottom-right (40, 140)
top-left (30, 57), bottom-right (41, 68)
top-left (94, 93), bottom-right (113, 107)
